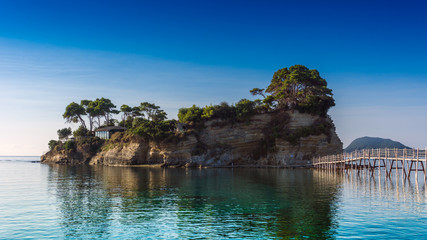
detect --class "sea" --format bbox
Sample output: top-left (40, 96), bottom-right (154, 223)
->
top-left (0, 156), bottom-right (426, 239)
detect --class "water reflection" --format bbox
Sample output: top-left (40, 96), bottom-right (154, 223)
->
top-left (315, 167), bottom-right (427, 204)
top-left (313, 168), bottom-right (427, 239)
top-left (47, 166), bottom-right (342, 239)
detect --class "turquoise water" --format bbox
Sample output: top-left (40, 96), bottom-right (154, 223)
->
top-left (0, 157), bottom-right (426, 239)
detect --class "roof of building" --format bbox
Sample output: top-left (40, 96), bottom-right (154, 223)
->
top-left (94, 126), bottom-right (127, 132)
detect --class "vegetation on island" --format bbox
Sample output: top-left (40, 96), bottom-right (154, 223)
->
top-left (47, 65), bottom-right (336, 154)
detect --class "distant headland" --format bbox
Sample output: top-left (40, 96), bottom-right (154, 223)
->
top-left (344, 136), bottom-right (410, 153)
top-left (41, 65), bottom-right (343, 167)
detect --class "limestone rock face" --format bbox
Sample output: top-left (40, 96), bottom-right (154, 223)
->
top-left (41, 111), bottom-right (342, 167)
top-left (40, 143), bottom-right (96, 165)
top-left (89, 141), bottom-right (152, 166)
top-left (40, 150), bottom-right (82, 164)
top-left (150, 112), bottom-right (342, 167)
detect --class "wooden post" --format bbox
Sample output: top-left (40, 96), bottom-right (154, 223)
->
top-left (383, 148), bottom-right (388, 177)
top-left (352, 151), bottom-right (355, 172)
top-left (395, 148), bottom-right (398, 177)
top-left (343, 153), bottom-right (345, 173)
top-left (357, 150), bottom-right (362, 175)
top-left (416, 148), bottom-right (419, 180)
top-left (371, 149), bottom-right (376, 176)
top-left (342, 153), bottom-right (345, 173)
top-left (425, 147), bottom-right (427, 181)
top-left (363, 149), bottom-right (366, 171)
top-left (368, 149), bottom-right (372, 171)
top-left (403, 148), bottom-right (408, 180)
top-left (408, 149), bottom-right (413, 179)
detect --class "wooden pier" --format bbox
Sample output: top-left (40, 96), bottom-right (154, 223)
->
top-left (313, 148), bottom-right (427, 180)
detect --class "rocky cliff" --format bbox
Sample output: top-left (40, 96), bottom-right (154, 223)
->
top-left (41, 111), bottom-right (342, 167)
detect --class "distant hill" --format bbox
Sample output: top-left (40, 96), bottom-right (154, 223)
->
top-left (344, 137), bottom-right (410, 153)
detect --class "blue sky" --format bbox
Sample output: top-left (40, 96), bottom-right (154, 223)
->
top-left (0, 0), bottom-right (426, 155)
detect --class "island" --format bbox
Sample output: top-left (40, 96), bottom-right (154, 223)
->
top-left (41, 65), bottom-right (343, 167)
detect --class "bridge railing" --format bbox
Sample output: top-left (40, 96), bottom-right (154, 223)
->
top-left (313, 148), bottom-right (427, 166)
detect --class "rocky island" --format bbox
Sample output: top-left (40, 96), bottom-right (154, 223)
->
top-left (41, 65), bottom-right (343, 167)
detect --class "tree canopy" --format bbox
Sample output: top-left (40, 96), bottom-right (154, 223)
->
top-left (178, 105), bottom-right (203, 123)
top-left (63, 102), bottom-right (87, 129)
top-left (91, 98), bottom-right (119, 126)
top-left (139, 102), bottom-right (167, 121)
top-left (81, 99), bottom-right (96, 131)
top-left (265, 65), bottom-right (335, 116)
top-left (57, 127), bottom-right (72, 140)
top-left (250, 88), bottom-right (265, 98)
top-left (120, 104), bottom-right (132, 120)
top-left (63, 98), bottom-right (119, 131)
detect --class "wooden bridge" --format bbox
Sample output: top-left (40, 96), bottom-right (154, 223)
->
top-left (312, 148), bottom-right (427, 180)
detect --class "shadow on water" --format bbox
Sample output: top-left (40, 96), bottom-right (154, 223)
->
top-left (47, 165), bottom-right (342, 239)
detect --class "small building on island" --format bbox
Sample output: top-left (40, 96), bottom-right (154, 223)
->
top-left (94, 126), bottom-right (126, 139)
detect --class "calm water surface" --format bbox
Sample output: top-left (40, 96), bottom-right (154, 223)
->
top-left (0, 156), bottom-right (426, 239)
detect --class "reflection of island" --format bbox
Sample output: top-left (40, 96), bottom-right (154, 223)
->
top-left (47, 165), bottom-right (341, 239)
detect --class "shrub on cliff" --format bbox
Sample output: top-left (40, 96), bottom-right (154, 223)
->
top-left (178, 105), bottom-right (203, 123)
top-left (73, 126), bottom-right (91, 137)
top-left (48, 140), bottom-right (59, 150)
top-left (119, 116), bottom-right (134, 129)
top-left (76, 136), bottom-right (104, 155)
top-left (234, 99), bottom-right (256, 121)
top-left (57, 127), bottom-right (72, 140)
top-left (211, 102), bottom-right (236, 120)
top-left (201, 105), bottom-right (215, 119)
top-left (133, 119), bottom-right (176, 141)
top-left (64, 140), bottom-right (76, 151)
top-left (179, 100), bottom-right (258, 125)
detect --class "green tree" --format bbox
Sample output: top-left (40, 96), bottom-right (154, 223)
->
top-left (131, 106), bottom-right (143, 118)
top-left (201, 105), bottom-right (215, 119)
top-left (87, 100), bottom-right (103, 127)
top-left (63, 102), bottom-right (87, 129)
top-left (152, 109), bottom-right (167, 121)
top-left (213, 102), bottom-right (236, 120)
top-left (90, 98), bottom-right (119, 127)
top-left (265, 65), bottom-right (334, 116)
top-left (57, 127), bottom-right (72, 140)
top-left (133, 119), bottom-right (176, 141)
top-left (235, 99), bottom-right (256, 121)
top-left (250, 88), bottom-right (266, 98)
top-left (178, 105), bottom-right (203, 123)
top-left (119, 105), bottom-right (141, 128)
top-left (120, 104), bottom-right (133, 122)
top-left (48, 140), bottom-right (59, 150)
top-left (81, 100), bottom-right (96, 132)
top-left (139, 102), bottom-right (167, 121)
top-left (73, 126), bottom-right (91, 137)
top-left (262, 95), bottom-right (277, 111)
top-left (64, 140), bottom-right (75, 150)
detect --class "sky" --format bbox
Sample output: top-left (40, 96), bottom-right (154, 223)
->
top-left (0, 0), bottom-right (426, 155)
